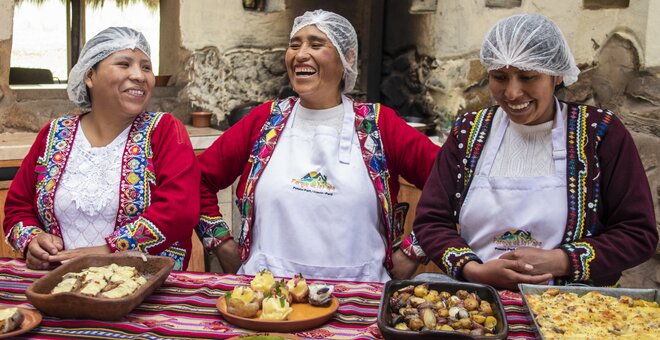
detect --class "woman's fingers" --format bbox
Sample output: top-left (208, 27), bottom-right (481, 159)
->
top-left (512, 272), bottom-right (553, 285)
top-left (51, 235), bottom-right (64, 251)
top-left (36, 234), bottom-right (60, 255)
top-left (26, 251), bottom-right (49, 270)
top-left (48, 250), bottom-right (76, 263)
top-left (28, 237), bottom-right (50, 261)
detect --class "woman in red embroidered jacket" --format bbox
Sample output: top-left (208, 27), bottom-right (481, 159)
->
top-left (197, 10), bottom-right (439, 282)
top-left (414, 14), bottom-right (657, 289)
top-left (3, 27), bottom-right (200, 271)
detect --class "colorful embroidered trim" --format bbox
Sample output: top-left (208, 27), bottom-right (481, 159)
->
top-left (238, 99), bottom-right (294, 261)
top-left (400, 232), bottom-right (428, 264)
top-left (462, 108), bottom-right (495, 189)
top-left (35, 116), bottom-right (78, 239)
top-left (106, 216), bottom-right (165, 253)
top-left (197, 215), bottom-right (232, 252)
top-left (116, 112), bottom-right (164, 226)
top-left (353, 101), bottom-right (398, 267)
top-left (560, 241), bottom-right (595, 282)
top-left (158, 244), bottom-right (186, 270)
top-left (442, 247), bottom-right (481, 279)
top-left (7, 223), bottom-right (44, 255)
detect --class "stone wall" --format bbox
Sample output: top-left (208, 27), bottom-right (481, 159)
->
top-left (178, 47), bottom-right (286, 127)
top-left (0, 0), bottom-right (14, 134)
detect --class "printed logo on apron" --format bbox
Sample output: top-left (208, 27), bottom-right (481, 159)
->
top-left (492, 229), bottom-right (543, 252)
top-left (291, 171), bottom-right (336, 196)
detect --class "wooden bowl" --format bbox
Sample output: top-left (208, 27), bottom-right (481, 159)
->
top-left (25, 252), bottom-right (174, 320)
top-left (217, 295), bottom-right (339, 332)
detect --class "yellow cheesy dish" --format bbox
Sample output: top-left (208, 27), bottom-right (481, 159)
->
top-left (526, 288), bottom-right (660, 339)
top-left (51, 264), bottom-right (147, 299)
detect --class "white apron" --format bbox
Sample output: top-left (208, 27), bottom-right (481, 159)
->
top-left (459, 100), bottom-right (567, 263)
top-left (239, 95), bottom-right (390, 282)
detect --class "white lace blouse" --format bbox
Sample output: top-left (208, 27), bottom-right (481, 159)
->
top-left (53, 124), bottom-right (130, 249)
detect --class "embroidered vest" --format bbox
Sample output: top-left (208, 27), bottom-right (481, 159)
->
top-left (453, 103), bottom-right (614, 282)
top-left (235, 97), bottom-right (398, 265)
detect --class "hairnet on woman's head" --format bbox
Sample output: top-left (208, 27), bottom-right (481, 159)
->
top-left (290, 9), bottom-right (358, 93)
top-left (67, 27), bottom-right (151, 108)
top-left (480, 13), bottom-right (580, 86)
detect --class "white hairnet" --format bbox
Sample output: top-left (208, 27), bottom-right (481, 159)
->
top-left (67, 27), bottom-right (151, 108)
top-left (290, 10), bottom-right (358, 93)
top-left (480, 14), bottom-right (580, 86)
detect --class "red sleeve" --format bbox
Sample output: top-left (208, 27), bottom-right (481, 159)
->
top-left (196, 102), bottom-right (272, 251)
top-left (559, 116), bottom-right (658, 282)
top-left (379, 105), bottom-right (440, 189)
top-left (105, 114), bottom-right (200, 260)
top-left (378, 105), bottom-right (440, 263)
top-left (3, 124), bottom-right (50, 255)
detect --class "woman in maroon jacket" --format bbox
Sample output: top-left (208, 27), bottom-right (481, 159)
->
top-left (196, 10), bottom-right (439, 282)
top-left (414, 14), bottom-right (657, 289)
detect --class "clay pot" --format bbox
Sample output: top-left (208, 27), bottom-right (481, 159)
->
top-left (229, 101), bottom-right (260, 127)
top-left (190, 111), bottom-right (213, 128)
top-left (155, 75), bottom-right (171, 87)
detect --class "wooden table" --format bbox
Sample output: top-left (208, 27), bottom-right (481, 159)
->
top-left (0, 258), bottom-right (538, 339)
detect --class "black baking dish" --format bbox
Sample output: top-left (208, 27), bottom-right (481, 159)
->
top-left (377, 273), bottom-right (508, 340)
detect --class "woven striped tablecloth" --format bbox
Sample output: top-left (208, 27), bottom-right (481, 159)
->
top-left (0, 258), bottom-right (537, 339)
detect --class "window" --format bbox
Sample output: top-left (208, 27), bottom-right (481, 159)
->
top-left (583, 0), bottom-right (629, 10)
top-left (10, 0), bottom-right (159, 85)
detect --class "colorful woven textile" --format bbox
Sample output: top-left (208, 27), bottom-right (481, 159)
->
top-left (0, 258), bottom-right (536, 339)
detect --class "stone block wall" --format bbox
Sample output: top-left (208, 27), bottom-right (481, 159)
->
top-left (178, 47), bottom-right (287, 127)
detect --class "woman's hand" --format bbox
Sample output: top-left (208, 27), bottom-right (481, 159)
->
top-left (26, 234), bottom-right (63, 270)
top-left (462, 259), bottom-right (553, 290)
top-left (499, 247), bottom-right (570, 277)
top-left (213, 239), bottom-right (241, 274)
top-left (390, 249), bottom-right (419, 279)
top-left (48, 245), bottom-right (111, 263)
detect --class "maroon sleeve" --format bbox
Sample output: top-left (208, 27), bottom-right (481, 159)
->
top-left (413, 115), bottom-right (481, 278)
top-left (105, 114), bottom-right (201, 261)
top-left (195, 102), bottom-right (272, 251)
top-left (3, 124), bottom-right (50, 254)
top-left (559, 116), bottom-right (658, 282)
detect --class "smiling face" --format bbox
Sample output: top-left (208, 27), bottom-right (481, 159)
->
top-left (84, 48), bottom-right (155, 119)
top-left (488, 67), bottom-right (563, 125)
top-left (286, 25), bottom-right (344, 109)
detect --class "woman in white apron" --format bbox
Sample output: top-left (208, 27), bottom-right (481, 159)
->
top-left (197, 10), bottom-right (440, 282)
top-left (413, 14), bottom-right (657, 289)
